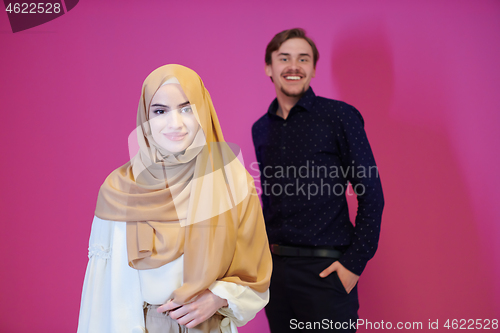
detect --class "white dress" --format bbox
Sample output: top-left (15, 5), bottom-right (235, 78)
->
top-left (77, 216), bottom-right (269, 333)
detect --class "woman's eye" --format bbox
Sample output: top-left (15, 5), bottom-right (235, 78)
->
top-left (153, 109), bottom-right (165, 114)
top-left (181, 106), bottom-right (192, 113)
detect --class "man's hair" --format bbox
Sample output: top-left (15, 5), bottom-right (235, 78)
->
top-left (265, 28), bottom-right (319, 68)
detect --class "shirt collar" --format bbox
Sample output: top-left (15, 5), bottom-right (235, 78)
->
top-left (267, 87), bottom-right (316, 117)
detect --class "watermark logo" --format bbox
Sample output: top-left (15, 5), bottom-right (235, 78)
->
top-left (249, 160), bottom-right (379, 198)
top-left (3, 0), bottom-right (79, 33)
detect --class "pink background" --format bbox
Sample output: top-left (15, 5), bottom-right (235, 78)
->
top-left (1, 0), bottom-right (499, 332)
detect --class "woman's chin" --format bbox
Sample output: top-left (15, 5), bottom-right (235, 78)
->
top-left (161, 142), bottom-right (190, 154)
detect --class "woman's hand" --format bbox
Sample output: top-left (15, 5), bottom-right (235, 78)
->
top-left (157, 289), bottom-right (228, 328)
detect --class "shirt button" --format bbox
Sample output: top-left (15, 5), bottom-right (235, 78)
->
top-left (283, 123), bottom-right (287, 127)
top-left (282, 146), bottom-right (286, 150)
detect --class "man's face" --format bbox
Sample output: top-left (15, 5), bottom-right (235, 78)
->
top-left (265, 38), bottom-right (316, 98)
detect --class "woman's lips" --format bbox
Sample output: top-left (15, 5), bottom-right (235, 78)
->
top-left (164, 133), bottom-right (187, 141)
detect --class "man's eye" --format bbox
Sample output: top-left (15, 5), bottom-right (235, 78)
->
top-left (181, 106), bottom-right (192, 113)
top-left (280, 58), bottom-right (288, 62)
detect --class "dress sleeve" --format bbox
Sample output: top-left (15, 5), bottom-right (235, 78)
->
top-left (77, 216), bottom-right (145, 333)
top-left (209, 280), bottom-right (269, 331)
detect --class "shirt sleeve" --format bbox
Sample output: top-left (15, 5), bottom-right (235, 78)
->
top-left (251, 122), bottom-right (270, 210)
top-left (209, 280), bottom-right (269, 329)
top-left (336, 104), bottom-right (385, 275)
top-left (77, 216), bottom-right (145, 333)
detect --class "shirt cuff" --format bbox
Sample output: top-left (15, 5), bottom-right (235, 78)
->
top-left (338, 250), bottom-right (369, 276)
top-left (209, 280), bottom-right (269, 327)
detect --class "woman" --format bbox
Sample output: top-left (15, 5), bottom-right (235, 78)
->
top-left (77, 65), bottom-right (272, 333)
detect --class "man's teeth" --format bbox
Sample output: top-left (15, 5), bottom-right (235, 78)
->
top-left (285, 76), bottom-right (301, 80)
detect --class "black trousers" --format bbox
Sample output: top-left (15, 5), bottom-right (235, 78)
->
top-left (265, 254), bottom-right (359, 332)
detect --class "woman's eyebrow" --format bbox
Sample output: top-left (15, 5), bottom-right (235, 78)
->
top-left (150, 101), bottom-right (190, 109)
top-left (151, 103), bottom-right (169, 108)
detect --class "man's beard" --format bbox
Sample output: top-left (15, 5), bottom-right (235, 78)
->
top-left (281, 85), bottom-right (306, 98)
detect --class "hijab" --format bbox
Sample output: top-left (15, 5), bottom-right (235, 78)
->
top-left (95, 64), bottom-right (271, 304)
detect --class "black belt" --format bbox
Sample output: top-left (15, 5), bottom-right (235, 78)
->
top-left (271, 244), bottom-right (342, 259)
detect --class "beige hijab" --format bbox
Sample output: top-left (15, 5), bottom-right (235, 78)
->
top-left (95, 64), bottom-right (271, 304)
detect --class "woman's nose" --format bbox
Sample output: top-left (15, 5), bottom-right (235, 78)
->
top-left (166, 110), bottom-right (183, 129)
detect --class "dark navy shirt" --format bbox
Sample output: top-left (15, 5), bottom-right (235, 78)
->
top-left (251, 87), bottom-right (384, 275)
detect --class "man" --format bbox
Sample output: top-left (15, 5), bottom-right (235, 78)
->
top-left (252, 28), bottom-right (384, 332)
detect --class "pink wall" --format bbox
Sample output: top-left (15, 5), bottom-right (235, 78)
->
top-left (1, 0), bottom-right (499, 332)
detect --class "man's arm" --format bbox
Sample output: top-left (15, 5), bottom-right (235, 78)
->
top-left (335, 104), bottom-right (385, 276)
top-left (251, 123), bottom-right (270, 210)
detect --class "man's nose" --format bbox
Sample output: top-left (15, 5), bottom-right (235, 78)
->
top-left (287, 60), bottom-right (301, 72)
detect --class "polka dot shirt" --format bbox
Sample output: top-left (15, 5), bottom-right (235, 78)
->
top-left (251, 87), bottom-right (384, 275)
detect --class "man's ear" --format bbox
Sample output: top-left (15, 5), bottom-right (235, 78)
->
top-left (265, 64), bottom-right (274, 82)
top-left (265, 63), bottom-right (272, 77)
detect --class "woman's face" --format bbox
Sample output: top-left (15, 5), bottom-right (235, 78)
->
top-left (148, 83), bottom-right (200, 153)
